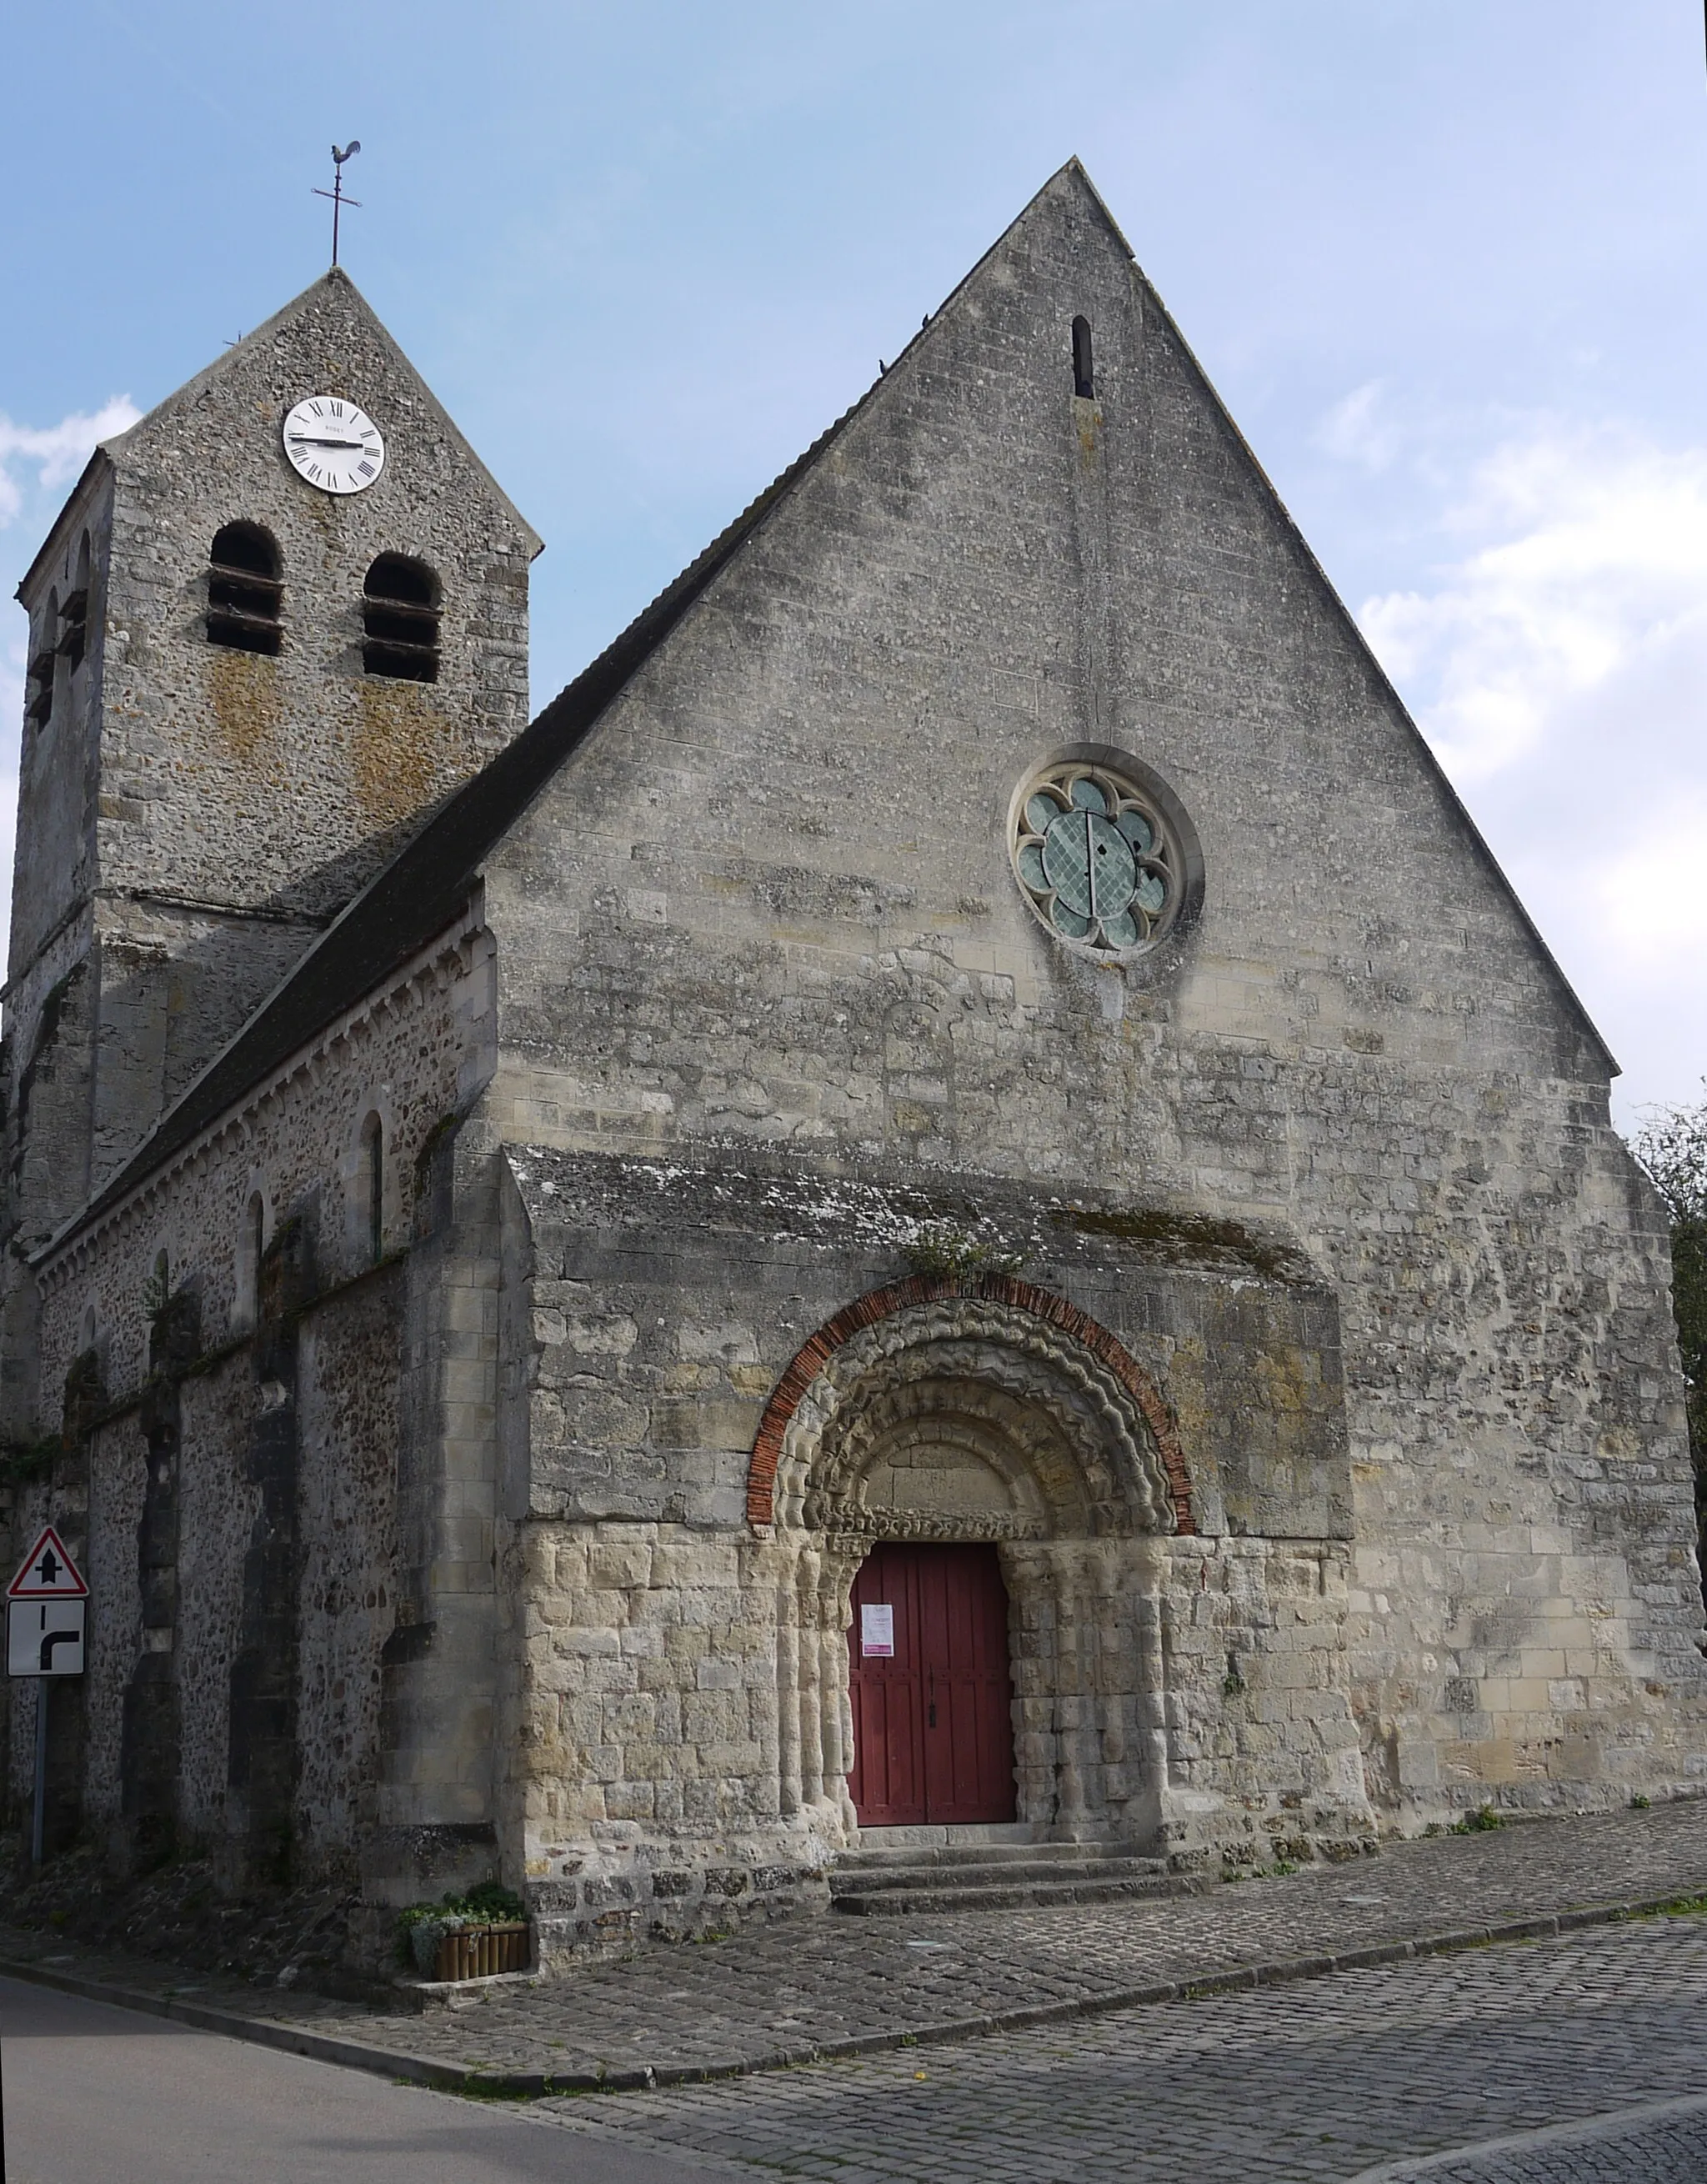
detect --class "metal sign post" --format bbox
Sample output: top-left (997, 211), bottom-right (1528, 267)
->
top-left (29, 1687), bottom-right (46, 1871)
top-left (7, 1526), bottom-right (89, 1873)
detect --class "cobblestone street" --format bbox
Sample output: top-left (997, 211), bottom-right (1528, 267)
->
top-left (8, 1802), bottom-right (1707, 2176)
top-left (181, 1800), bottom-right (1707, 2086)
top-left (16, 1796), bottom-right (1697, 2091)
top-left (1361, 2097), bottom-right (1707, 2183)
top-left (525, 1913), bottom-right (1707, 2181)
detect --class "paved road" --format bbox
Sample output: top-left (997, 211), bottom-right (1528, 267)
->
top-left (533, 1912), bottom-right (1707, 2181)
top-left (8, 1801), bottom-right (1707, 2094)
top-left (0, 1977), bottom-right (722, 2184)
top-left (1354, 2095), bottom-right (1707, 2181)
top-left (249, 1799), bottom-right (1707, 2086)
top-left (8, 1900), bottom-right (1707, 2180)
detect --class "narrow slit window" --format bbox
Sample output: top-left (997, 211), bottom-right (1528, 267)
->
top-left (244, 1192), bottom-right (265, 1326)
top-left (363, 555), bottom-right (440, 683)
top-left (208, 523), bottom-right (283, 655)
top-left (1072, 316), bottom-right (1094, 400)
top-left (361, 1115), bottom-right (384, 1264)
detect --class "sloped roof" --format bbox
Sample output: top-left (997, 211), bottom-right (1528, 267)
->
top-left (60, 365), bottom-right (889, 1240)
top-left (47, 158), bottom-right (1616, 1253)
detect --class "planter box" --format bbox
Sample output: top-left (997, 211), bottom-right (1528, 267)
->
top-left (434, 1921), bottom-right (530, 1982)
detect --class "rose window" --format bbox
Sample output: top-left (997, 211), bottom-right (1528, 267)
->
top-left (1010, 759), bottom-right (1184, 954)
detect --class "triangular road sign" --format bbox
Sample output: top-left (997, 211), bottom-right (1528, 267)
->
top-left (8, 1525), bottom-right (88, 1599)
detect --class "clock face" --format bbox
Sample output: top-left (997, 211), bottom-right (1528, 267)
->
top-left (281, 395), bottom-right (386, 494)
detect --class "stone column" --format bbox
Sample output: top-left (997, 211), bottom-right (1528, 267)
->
top-left (776, 1551), bottom-right (802, 1818)
top-left (1089, 1540), bottom-right (1125, 1815)
top-left (1129, 1535), bottom-right (1171, 1843)
top-left (795, 1547), bottom-right (823, 1809)
top-left (1046, 1542), bottom-right (1089, 1838)
top-left (999, 1541), bottom-right (1054, 1829)
top-left (818, 1545), bottom-right (859, 1832)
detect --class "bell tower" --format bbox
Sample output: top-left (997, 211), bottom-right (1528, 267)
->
top-left (1, 268), bottom-right (541, 1431)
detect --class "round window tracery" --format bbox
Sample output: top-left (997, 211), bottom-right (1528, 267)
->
top-left (1009, 758), bottom-right (1185, 954)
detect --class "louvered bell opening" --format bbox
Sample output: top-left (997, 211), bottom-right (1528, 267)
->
top-left (207, 525), bottom-right (284, 657)
top-left (25, 648), bottom-right (56, 725)
top-left (363, 556), bottom-right (440, 684)
top-left (56, 589), bottom-right (89, 672)
top-left (207, 565), bottom-right (286, 656)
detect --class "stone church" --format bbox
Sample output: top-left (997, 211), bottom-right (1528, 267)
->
top-left (2, 162), bottom-right (1699, 1967)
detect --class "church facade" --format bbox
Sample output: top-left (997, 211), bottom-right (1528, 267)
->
top-left (3, 164), bottom-right (1700, 1969)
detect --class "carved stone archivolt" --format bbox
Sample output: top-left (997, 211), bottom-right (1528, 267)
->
top-left (747, 1273), bottom-right (1194, 1534)
top-left (753, 1280), bottom-right (1185, 1845)
top-left (775, 1299), bottom-right (1177, 1542)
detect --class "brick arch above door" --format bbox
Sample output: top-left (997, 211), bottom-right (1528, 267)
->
top-left (746, 1272), bottom-right (1196, 1535)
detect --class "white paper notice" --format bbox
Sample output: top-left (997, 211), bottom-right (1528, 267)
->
top-left (860, 1604), bottom-right (895, 1657)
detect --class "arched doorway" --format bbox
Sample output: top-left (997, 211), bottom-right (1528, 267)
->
top-left (848, 1541), bottom-right (1016, 1825)
top-left (752, 1280), bottom-right (1192, 1846)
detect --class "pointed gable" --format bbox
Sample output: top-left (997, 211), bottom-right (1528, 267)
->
top-left (100, 268), bottom-right (540, 554)
top-left (476, 158), bottom-right (1612, 1108)
top-left (61, 161), bottom-right (1612, 1238)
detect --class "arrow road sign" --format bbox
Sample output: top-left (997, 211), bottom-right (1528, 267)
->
top-left (7, 1525), bottom-right (88, 1600)
top-left (8, 1598), bottom-right (85, 1676)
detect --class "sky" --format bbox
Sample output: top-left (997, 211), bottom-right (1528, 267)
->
top-left (2, 0), bottom-right (1704, 1128)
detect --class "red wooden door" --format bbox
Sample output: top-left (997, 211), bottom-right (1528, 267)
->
top-left (847, 1543), bottom-right (1016, 1826)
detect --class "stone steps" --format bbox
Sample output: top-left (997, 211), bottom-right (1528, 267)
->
top-left (830, 1841), bottom-right (1179, 1916)
top-left (837, 1853), bottom-right (1163, 1890)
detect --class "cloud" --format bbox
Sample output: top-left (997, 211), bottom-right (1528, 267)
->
top-left (1314, 380), bottom-right (1400, 473)
top-left (0, 398), bottom-right (141, 527)
top-left (1350, 418), bottom-right (1707, 1116)
top-left (0, 629), bottom-right (23, 769)
top-left (1360, 423), bottom-right (1707, 783)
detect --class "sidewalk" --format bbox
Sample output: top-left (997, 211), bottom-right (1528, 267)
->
top-left (4, 1798), bottom-right (1707, 2097)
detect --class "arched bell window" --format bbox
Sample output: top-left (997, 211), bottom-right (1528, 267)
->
top-left (362, 554), bottom-right (440, 683)
top-left (58, 534), bottom-right (91, 674)
top-left (25, 589), bottom-right (58, 730)
top-left (207, 523), bottom-right (284, 655)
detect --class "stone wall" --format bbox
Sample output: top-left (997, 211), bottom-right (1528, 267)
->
top-left (87, 272), bottom-right (535, 939)
top-left (490, 1144), bottom-right (1369, 1938)
top-left (34, 912), bottom-right (488, 1400)
top-left (7, 914), bottom-right (494, 1899)
top-left (296, 1277), bottom-right (403, 1873)
top-left (2, 265), bottom-right (538, 1463)
top-left (0, 163), bottom-right (1695, 1975)
top-left (468, 163), bottom-right (1703, 1877)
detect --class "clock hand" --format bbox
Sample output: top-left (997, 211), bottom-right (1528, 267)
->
top-left (289, 436), bottom-right (368, 449)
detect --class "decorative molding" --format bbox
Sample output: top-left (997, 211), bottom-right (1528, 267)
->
top-left (747, 1273), bottom-right (1195, 1535)
top-left (803, 1496), bottom-right (1046, 1542)
top-left (35, 911), bottom-right (489, 1290)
